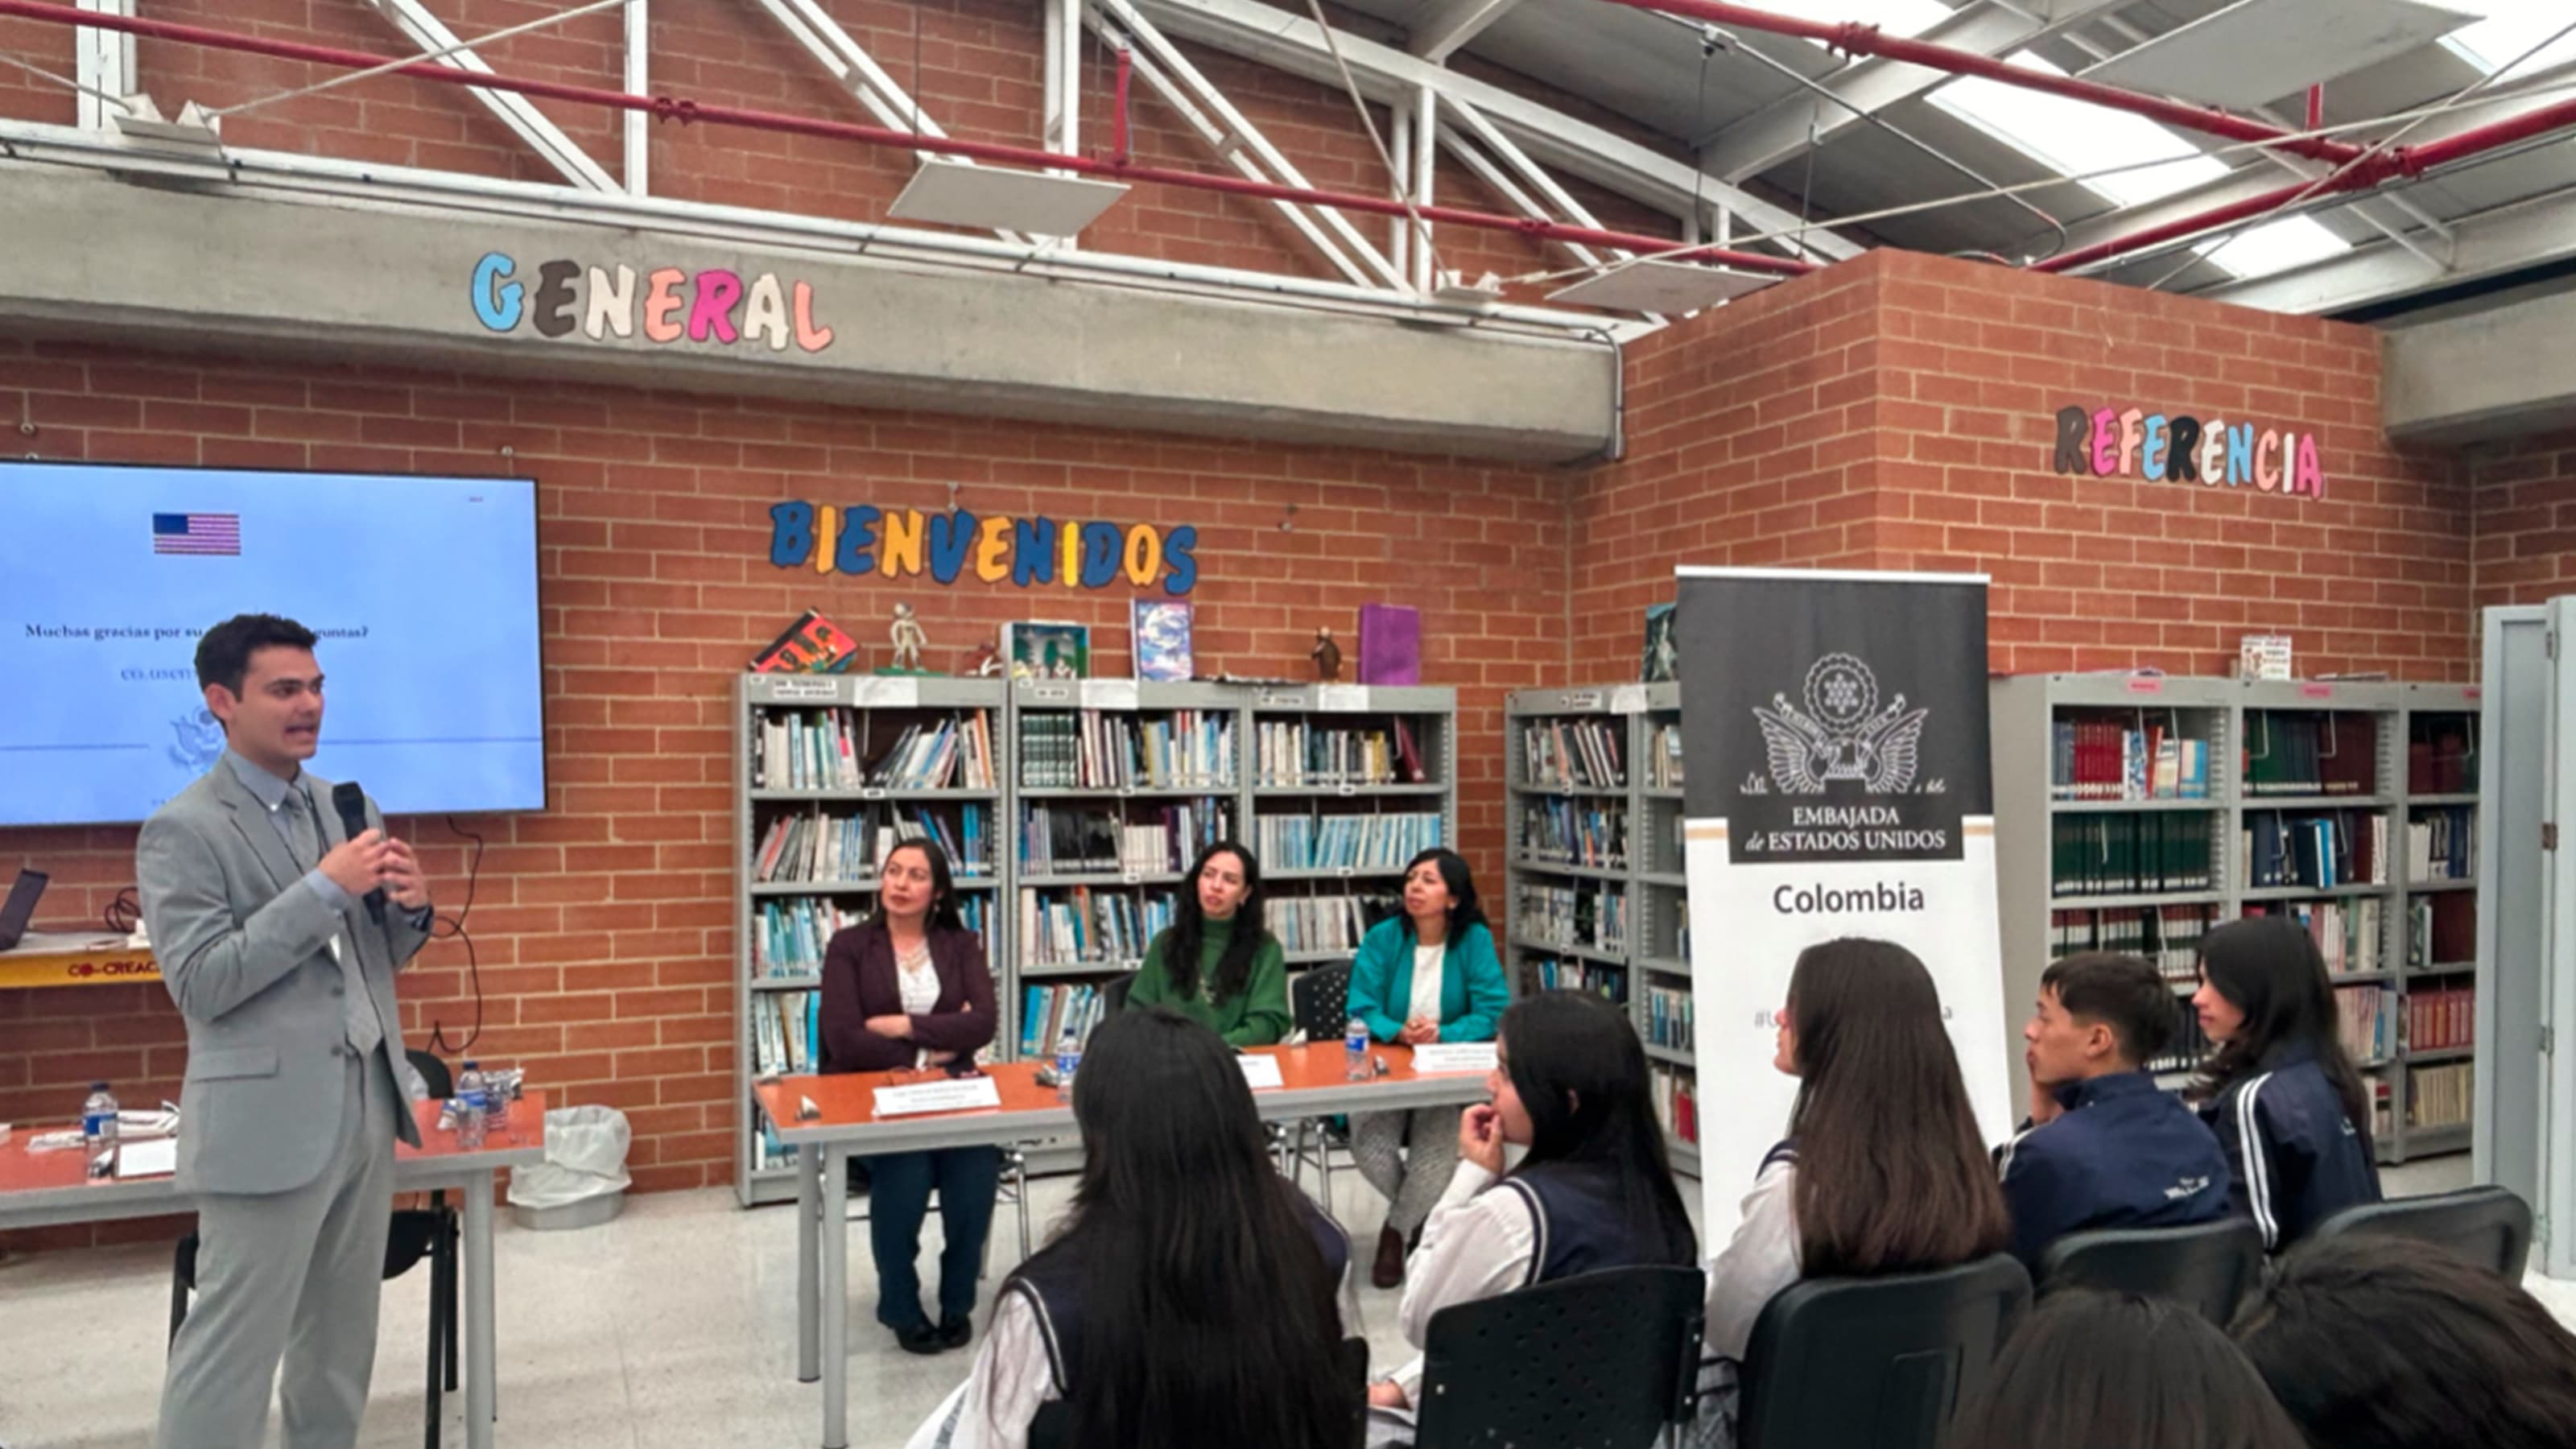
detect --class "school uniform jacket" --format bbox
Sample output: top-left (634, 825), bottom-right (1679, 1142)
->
top-left (2195, 1044), bottom-right (2382, 1251)
top-left (1995, 1070), bottom-right (2231, 1268)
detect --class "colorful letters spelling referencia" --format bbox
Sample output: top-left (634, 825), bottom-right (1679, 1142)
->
top-left (2052, 405), bottom-right (2325, 500)
top-left (768, 504), bottom-right (1199, 596)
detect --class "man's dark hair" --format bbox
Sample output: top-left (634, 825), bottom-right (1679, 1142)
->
top-left (194, 613), bottom-right (320, 696)
top-left (2041, 951), bottom-right (2180, 1068)
top-left (1951, 1290), bottom-right (2306, 1449)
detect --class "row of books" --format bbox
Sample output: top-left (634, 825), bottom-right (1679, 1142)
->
top-left (1524, 955), bottom-right (1626, 1003)
top-left (1018, 709), bottom-right (1236, 790)
top-left (1517, 798), bottom-right (1628, 869)
top-left (2406, 807), bottom-right (2475, 881)
top-left (1264, 893), bottom-right (1397, 954)
top-left (753, 806), bottom-right (993, 883)
top-left (1644, 984), bottom-right (1693, 1053)
top-left (2405, 982), bottom-right (2475, 1053)
top-left (2244, 711), bottom-right (2377, 797)
top-left (2244, 812), bottom-right (2384, 891)
top-left (1651, 1062), bottom-right (1699, 1146)
top-left (1515, 883), bottom-right (1630, 956)
top-left (1522, 718), bottom-right (1624, 790)
top-left (1018, 801), bottom-right (1229, 876)
top-left (753, 896), bottom-right (992, 977)
top-left (2049, 904), bottom-right (2215, 985)
top-left (2052, 814), bottom-right (2215, 896)
top-left (1254, 718), bottom-right (1428, 787)
top-left (754, 708), bottom-right (997, 791)
top-left (2406, 895), bottom-right (2476, 968)
top-left (2147, 1008), bottom-right (2212, 1076)
top-left (1017, 982), bottom-right (1117, 1056)
top-left (1254, 812), bottom-right (1442, 872)
top-left (1647, 724), bottom-right (1684, 790)
top-left (1017, 886), bottom-right (1175, 968)
top-left (2408, 1061), bottom-right (2473, 1129)
top-left (2244, 896), bottom-right (2384, 977)
top-left (2050, 716), bottom-right (2212, 800)
top-left (751, 990), bottom-right (820, 1077)
top-left (2334, 985), bottom-right (2396, 1065)
top-left (2407, 720), bottom-right (2477, 795)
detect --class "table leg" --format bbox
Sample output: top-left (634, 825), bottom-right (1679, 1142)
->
top-left (820, 1143), bottom-right (849, 1449)
top-left (798, 1141), bottom-right (820, 1385)
top-left (464, 1167), bottom-right (497, 1449)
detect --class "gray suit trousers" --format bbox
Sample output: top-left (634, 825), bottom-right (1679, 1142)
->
top-left (158, 1045), bottom-right (401, 1449)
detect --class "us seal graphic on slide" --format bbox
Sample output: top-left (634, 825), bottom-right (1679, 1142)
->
top-left (1751, 654), bottom-right (1930, 795)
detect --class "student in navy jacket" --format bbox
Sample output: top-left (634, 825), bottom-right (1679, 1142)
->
top-left (1997, 952), bottom-right (2231, 1268)
top-left (2188, 917), bottom-right (2383, 1252)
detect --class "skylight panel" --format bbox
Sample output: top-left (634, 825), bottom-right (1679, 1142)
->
top-left (2195, 215), bottom-right (2351, 279)
top-left (2442, 2), bottom-right (2576, 76)
top-left (1933, 52), bottom-right (2231, 207)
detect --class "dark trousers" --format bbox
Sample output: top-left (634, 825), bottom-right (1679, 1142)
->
top-left (865, 1146), bottom-right (1002, 1329)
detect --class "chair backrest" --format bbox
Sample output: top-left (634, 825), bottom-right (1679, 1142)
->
top-left (1026, 1334), bottom-right (1372, 1449)
top-left (407, 1048), bottom-right (453, 1101)
top-left (1738, 1253), bottom-right (2030, 1449)
top-left (1292, 960), bottom-right (1355, 1042)
top-left (1100, 972), bottom-right (1134, 1017)
top-left (2312, 1185), bottom-right (2533, 1280)
top-left (2037, 1218), bottom-right (2266, 1325)
top-left (1414, 1265), bottom-right (1706, 1449)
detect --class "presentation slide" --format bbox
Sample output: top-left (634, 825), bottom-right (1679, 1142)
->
top-left (1, 463), bottom-right (545, 827)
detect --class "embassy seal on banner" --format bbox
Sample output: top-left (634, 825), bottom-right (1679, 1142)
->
top-left (1675, 568), bottom-right (2012, 1236)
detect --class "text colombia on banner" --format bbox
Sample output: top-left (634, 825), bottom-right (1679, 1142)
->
top-left (1674, 568), bottom-right (2012, 1235)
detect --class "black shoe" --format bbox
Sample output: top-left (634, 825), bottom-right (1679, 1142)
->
top-left (895, 1322), bottom-right (944, 1355)
top-left (938, 1314), bottom-right (972, 1350)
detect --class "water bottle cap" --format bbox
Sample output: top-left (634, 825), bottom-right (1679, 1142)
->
top-left (91, 1081), bottom-right (109, 1090)
top-left (462, 1061), bottom-right (480, 1070)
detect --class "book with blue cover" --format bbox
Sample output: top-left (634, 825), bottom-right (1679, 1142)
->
top-left (1132, 599), bottom-right (1194, 682)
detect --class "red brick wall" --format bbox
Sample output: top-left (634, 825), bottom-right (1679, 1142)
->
top-left (2469, 431), bottom-right (2576, 611)
top-left (0, 335), bottom-right (1569, 1235)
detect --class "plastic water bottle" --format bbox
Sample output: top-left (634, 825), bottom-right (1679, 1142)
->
top-left (1345, 1017), bottom-right (1371, 1082)
top-left (81, 1082), bottom-right (119, 1180)
top-left (1054, 1030), bottom-right (1080, 1104)
top-left (454, 1062), bottom-right (489, 1149)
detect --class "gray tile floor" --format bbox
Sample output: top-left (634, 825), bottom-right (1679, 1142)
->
top-left (0, 1153), bottom-right (2562, 1449)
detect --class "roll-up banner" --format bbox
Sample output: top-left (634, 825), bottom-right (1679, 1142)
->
top-left (1675, 568), bottom-right (2011, 1235)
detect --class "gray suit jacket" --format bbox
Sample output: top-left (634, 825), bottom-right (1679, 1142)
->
top-left (138, 762), bottom-right (431, 1195)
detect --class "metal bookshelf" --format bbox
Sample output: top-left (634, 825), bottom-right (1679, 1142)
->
top-left (1991, 674), bottom-right (2482, 1166)
top-left (1505, 683), bottom-right (1699, 1177)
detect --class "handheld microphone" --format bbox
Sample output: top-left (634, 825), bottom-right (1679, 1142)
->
top-left (330, 781), bottom-right (388, 926)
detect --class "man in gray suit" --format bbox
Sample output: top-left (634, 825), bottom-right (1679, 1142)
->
top-left (138, 613), bottom-right (438, 1449)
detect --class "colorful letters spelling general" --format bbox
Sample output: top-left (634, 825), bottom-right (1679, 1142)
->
top-left (469, 252), bottom-right (835, 353)
top-left (2052, 405), bottom-right (2324, 500)
top-left (769, 504), bottom-right (1199, 595)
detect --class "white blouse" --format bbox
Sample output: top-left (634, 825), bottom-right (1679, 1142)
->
top-left (1407, 942), bottom-right (1445, 1029)
top-left (895, 937), bottom-right (938, 1069)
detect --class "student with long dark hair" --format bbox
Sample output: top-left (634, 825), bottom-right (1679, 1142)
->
top-left (1364, 991), bottom-right (1697, 1421)
top-left (817, 839), bottom-right (1000, 1355)
top-left (2233, 1233), bottom-right (2576, 1449)
top-left (906, 1008), bottom-right (1359, 1449)
top-left (1346, 847), bottom-right (1509, 1286)
top-left (1125, 840), bottom-right (1290, 1045)
top-left (2187, 916), bottom-right (2381, 1252)
top-left (1690, 938), bottom-right (2010, 1448)
top-left (1949, 1290), bottom-right (2307, 1449)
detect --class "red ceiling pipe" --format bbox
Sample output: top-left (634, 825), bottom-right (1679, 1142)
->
top-left (2034, 91), bottom-right (2576, 274)
top-left (0, 0), bottom-right (1815, 278)
top-left (1597, 0), bottom-right (2366, 167)
top-left (1113, 44), bottom-right (1133, 166)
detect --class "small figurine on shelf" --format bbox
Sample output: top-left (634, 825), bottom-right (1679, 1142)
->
top-left (965, 632), bottom-right (1005, 678)
top-left (882, 603), bottom-right (929, 675)
top-left (1311, 626), bottom-right (1343, 683)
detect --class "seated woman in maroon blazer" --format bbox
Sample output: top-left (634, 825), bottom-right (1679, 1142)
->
top-left (819, 838), bottom-right (1000, 1356)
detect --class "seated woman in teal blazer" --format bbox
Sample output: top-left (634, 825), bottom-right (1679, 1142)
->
top-left (1346, 847), bottom-right (1509, 1288)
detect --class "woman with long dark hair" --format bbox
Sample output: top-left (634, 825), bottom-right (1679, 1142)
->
top-left (1125, 840), bottom-right (1291, 1045)
top-left (1950, 1290), bottom-right (2306, 1449)
top-left (1364, 990), bottom-right (1696, 1421)
top-left (1690, 938), bottom-right (2009, 1447)
top-left (1346, 847), bottom-right (1510, 1286)
top-left (2188, 915), bottom-right (2382, 1251)
top-left (817, 839), bottom-right (1000, 1354)
top-left (906, 1008), bottom-right (1359, 1449)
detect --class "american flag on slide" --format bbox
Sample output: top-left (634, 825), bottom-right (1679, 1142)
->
top-left (153, 512), bottom-right (241, 556)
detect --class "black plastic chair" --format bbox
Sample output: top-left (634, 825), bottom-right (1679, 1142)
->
top-left (1027, 1334), bottom-right (1369, 1448)
top-left (1284, 962), bottom-right (1356, 1202)
top-left (2312, 1185), bottom-right (2533, 1279)
top-left (2036, 1218), bottom-right (2266, 1325)
top-left (1736, 1253), bottom-right (2030, 1449)
top-left (1414, 1265), bottom-right (1705, 1449)
top-left (170, 1048), bottom-right (461, 1449)
top-left (1100, 972), bottom-right (1134, 1015)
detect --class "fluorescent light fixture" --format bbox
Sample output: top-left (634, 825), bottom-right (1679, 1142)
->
top-left (1548, 261), bottom-right (1780, 312)
top-left (2082, 0), bottom-right (2474, 110)
top-left (888, 159), bottom-right (1129, 237)
top-left (1935, 52), bottom-right (2228, 207)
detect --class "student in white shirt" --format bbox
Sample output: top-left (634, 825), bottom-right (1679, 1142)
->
top-left (1365, 990), bottom-right (1698, 1426)
top-left (1686, 938), bottom-right (2012, 1448)
top-left (908, 1008), bottom-right (1361, 1449)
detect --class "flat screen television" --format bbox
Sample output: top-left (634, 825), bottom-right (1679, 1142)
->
top-left (1, 462), bottom-right (545, 827)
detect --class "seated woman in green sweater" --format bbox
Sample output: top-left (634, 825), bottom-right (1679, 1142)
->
top-left (1125, 840), bottom-right (1292, 1046)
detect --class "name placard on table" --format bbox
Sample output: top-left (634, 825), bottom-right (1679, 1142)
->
top-left (873, 1075), bottom-right (1005, 1117)
top-left (1410, 1043), bottom-right (1498, 1075)
top-left (1236, 1055), bottom-right (1286, 1090)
